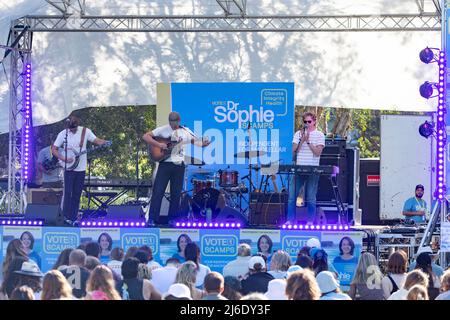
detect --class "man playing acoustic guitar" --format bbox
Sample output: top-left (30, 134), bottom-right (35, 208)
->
top-left (51, 115), bottom-right (109, 225)
top-left (143, 111), bottom-right (210, 226)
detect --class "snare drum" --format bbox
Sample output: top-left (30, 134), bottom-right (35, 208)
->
top-left (219, 170), bottom-right (239, 187)
top-left (192, 178), bottom-right (216, 194)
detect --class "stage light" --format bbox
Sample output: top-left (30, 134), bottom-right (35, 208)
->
top-left (418, 121), bottom-right (434, 138)
top-left (419, 81), bottom-right (436, 99)
top-left (420, 47), bottom-right (435, 64)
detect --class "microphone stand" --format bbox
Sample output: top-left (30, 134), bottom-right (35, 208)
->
top-left (63, 122), bottom-right (69, 223)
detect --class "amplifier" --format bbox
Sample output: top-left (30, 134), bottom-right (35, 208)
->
top-left (249, 192), bottom-right (287, 226)
top-left (250, 192), bottom-right (288, 203)
top-left (249, 203), bottom-right (286, 226)
top-left (27, 188), bottom-right (63, 205)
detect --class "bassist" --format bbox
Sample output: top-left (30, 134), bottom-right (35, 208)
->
top-left (51, 115), bottom-right (109, 224)
top-left (143, 111), bottom-right (209, 225)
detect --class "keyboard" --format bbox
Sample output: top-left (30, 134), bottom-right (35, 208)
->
top-left (277, 165), bottom-right (339, 175)
top-left (85, 178), bottom-right (152, 188)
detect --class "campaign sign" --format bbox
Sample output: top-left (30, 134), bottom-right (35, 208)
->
top-left (2, 226), bottom-right (43, 270)
top-left (280, 230), bottom-right (320, 261)
top-left (321, 231), bottom-right (363, 288)
top-left (159, 228), bottom-right (200, 266)
top-left (120, 228), bottom-right (160, 264)
top-left (200, 228), bottom-right (240, 273)
top-left (240, 229), bottom-right (281, 267)
top-left (171, 82), bottom-right (294, 199)
top-left (80, 228), bottom-right (120, 264)
top-left (42, 227), bottom-right (80, 272)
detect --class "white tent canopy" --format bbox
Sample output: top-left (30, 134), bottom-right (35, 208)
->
top-left (0, 0), bottom-right (441, 133)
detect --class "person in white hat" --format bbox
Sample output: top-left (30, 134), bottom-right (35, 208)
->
top-left (241, 255), bottom-right (274, 295)
top-left (408, 246), bottom-right (444, 277)
top-left (316, 271), bottom-right (351, 300)
top-left (13, 261), bottom-right (44, 300)
top-left (306, 238), bottom-right (321, 249)
top-left (264, 279), bottom-right (287, 300)
top-left (162, 283), bottom-right (192, 300)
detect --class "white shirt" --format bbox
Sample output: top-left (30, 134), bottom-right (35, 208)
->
top-left (53, 126), bottom-right (97, 172)
top-left (195, 264), bottom-right (211, 288)
top-left (150, 266), bottom-right (178, 294)
top-left (293, 129), bottom-right (325, 166)
top-left (381, 273), bottom-right (407, 299)
top-left (147, 260), bottom-right (162, 271)
top-left (387, 288), bottom-right (409, 300)
top-left (320, 292), bottom-right (352, 300)
top-left (151, 124), bottom-right (191, 164)
top-left (222, 256), bottom-right (252, 279)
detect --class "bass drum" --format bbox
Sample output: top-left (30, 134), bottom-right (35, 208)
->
top-left (191, 188), bottom-right (225, 218)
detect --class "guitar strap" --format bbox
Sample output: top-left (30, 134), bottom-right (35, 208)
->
top-left (79, 127), bottom-right (87, 152)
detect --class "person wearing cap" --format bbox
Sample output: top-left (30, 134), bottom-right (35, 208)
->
top-left (52, 114), bottom-right (110, 225)
top-left (240, 255), bottom-right (274, 295)
top-left (163, 283), bottom-right (192, 300)
top-left (402, 184), bottom-right (428, 224)
top-left (143, 111), bottom-right (210, 226)
top-left (316, 271), bottom-right (351, 300)
top-left (264, 279), bottom-right (287, 300)
top-left (408, 246), bottom-right (444, 277)
top-left (13, 261), bottom-right (44, 300)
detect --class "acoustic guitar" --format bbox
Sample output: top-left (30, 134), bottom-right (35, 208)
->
top-left (148, 137), bottom-right (183, 162)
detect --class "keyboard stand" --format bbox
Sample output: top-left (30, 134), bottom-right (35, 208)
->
top-left (82, 189), bottom-right (127, 218)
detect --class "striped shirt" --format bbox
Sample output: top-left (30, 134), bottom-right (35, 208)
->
top-left (293, 129), bottom-right (325, 166)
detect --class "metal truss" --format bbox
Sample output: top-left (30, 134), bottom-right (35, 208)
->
top-left (45, 0), bottom-right (86, 16)
top-left (13, 13), bottom-right (441, 33)
top-left (3, 9), bottom-right (441, 213)
top-left (1, 23), bottom-right (32, 214)
top-left (216, 0), bottom-right (247, 16)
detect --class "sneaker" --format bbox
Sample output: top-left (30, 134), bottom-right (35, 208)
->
top-left (65, 219), bottom-right (74, 226)
top-left (147, 220), bottom-right (156, 227)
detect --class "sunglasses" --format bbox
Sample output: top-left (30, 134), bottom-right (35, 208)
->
top-left (303, 120), bottom-right (313, 124)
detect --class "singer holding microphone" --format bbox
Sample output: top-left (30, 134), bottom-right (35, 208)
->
top-left (287, 112), bottom-right (325, 225)
top-left (143, 111), bottom-right (210, 226)
top-left (51, 115), bottom-right (109, 225)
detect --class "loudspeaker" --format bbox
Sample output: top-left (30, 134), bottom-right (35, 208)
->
top-left (216, 206), bottom-right (247, 225)
top-left (107, 205), bottom-right (144, 219)
top-left (250, 203), bottom-right (286, 226)
top-left (27, 188), bottom-right (63, 205)
top-left (318, 155), bottom-right (348, 202)
top-left (25, 204), bottom-right (64, 226)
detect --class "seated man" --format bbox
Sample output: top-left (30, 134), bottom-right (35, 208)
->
top-left (402, 184), bottom-right (427, 224)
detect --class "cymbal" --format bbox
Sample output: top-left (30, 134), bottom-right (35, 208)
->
top-left (184, 156), bottom-right (205, 166)
top-left (234, 150), bottom-right (266, 158)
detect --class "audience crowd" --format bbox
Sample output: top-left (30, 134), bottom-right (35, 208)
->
top-left (0, 238), bottom-right (449, 301)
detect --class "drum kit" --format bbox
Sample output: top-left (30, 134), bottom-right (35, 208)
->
top-left (180, 151), bottom-right (267, 222)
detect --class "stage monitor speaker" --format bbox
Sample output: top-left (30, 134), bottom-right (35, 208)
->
top-left (107, 205), bottom-right (144, 219)
top-left (25, 204), bottom-right (64, 226)
top-left (216, 206), bottom-right (248, 225)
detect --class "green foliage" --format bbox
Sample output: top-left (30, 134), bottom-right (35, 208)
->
top-left (69, 105), bottom-right (156, 180)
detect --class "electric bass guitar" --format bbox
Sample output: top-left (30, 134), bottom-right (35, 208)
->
top-left (59, 141), bottom-right (112, 171)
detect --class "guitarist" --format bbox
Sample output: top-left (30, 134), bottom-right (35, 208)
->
top-left (143, 111), bottom-right (210, 226)
top-left (51, 115), bottom-right (109, 224)
top-left (36, 144), bottom-right (63, 188)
